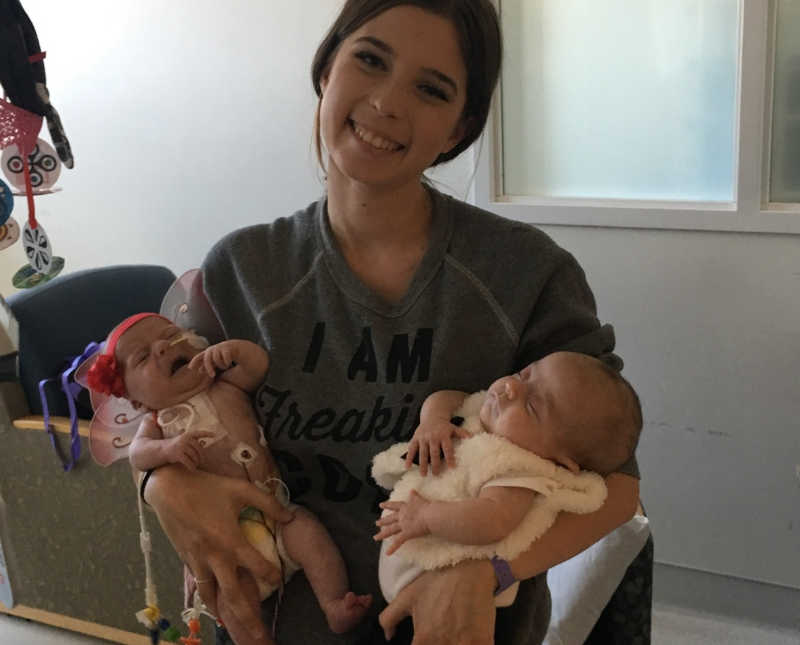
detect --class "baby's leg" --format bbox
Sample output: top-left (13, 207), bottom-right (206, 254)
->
top-left (281, 507), bottom-right (372, 633)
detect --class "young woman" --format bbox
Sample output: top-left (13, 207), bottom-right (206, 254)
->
top-left (144, 2), bottom-right (640, 644)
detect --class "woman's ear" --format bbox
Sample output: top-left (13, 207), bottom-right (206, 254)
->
top-left (443, 116), bottom-right (472, 155)
top-left (319, 63), bottom-right (332, 95)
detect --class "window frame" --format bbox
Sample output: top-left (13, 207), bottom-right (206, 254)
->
top-left (476, 0), bottom-right (800, 234)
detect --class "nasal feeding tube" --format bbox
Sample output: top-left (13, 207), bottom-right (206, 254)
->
top-left (168, 331), bottom-right (209, 350)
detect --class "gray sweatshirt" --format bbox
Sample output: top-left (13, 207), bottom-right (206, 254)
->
top-left (202, 186), bottom-right (636, 644)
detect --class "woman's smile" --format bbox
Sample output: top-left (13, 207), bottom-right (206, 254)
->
top-left (349, 119), bottom-right (404, 152)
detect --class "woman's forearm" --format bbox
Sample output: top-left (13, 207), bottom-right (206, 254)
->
top-left (509, 472), bottom-right (639, 581)
top-left (129, 437), bottom-right (170, 472)
top-left (141, 461), bottom-right (190, 507)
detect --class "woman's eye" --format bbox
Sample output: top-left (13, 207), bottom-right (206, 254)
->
top-left (355, 51), bottom-right (384, 69)
top-left (419, 84), bottom-right (448, 101)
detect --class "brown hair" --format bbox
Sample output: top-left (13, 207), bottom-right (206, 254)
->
top-left (311, 0), bottom-right (502, 168)
top-left (563, 361), bottom-right (643, 476)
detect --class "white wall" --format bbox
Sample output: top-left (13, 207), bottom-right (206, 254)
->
top-left (0, 0), bottom-right (473, 291)
top-left (3, 0), bottom-right (798, 592)
top-left (1, 1), bottom-right (340, 289)
top-left (539, 224), bottom-right (800, 590)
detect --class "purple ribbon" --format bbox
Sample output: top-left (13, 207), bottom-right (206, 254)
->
top-left (37, 341), bottom-right (101, 471)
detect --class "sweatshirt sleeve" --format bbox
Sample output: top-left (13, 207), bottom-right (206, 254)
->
top-left (517, 246), bottom-right (640, 479)
top-left (201, 227), bottom-right (268, 346)
top-left (515, 246), bottom-right (621, 370)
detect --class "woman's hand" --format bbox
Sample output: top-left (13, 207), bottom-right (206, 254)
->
top-left (379, 559), bottom-right (497, 644)
top-left (214, 568), bottom-right (277, 645)
top-left (144, 465), bottom-right (293, 643)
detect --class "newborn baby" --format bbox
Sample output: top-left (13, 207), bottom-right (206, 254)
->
top-left (373, 352), bottom-right (641, 606)
top-left (86, 313), bottom-right (371, 642)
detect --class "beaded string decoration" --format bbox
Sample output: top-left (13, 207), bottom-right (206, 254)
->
top-left (134, 469), bottom-right (207, 644)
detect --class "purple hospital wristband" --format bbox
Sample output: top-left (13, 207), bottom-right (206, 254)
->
top-left (491, 556), bottom-right (516, 595)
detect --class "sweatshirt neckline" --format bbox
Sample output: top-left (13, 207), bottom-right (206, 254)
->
top-left (317, 186), bottom-right (453, 318)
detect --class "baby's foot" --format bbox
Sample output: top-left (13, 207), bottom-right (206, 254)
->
top-left (324, 591), bottom-right (373, 634)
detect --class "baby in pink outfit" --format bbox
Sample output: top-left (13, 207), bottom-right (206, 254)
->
top-left (87, 313), bottom-right (371, 643)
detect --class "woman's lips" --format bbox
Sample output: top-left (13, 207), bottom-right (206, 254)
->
top-left (350, 120), bottom-right (404, 151)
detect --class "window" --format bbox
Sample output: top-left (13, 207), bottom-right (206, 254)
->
top-left (768, 0), bottom-right (800, 204)
top-left (477, 0), bottom-right (800, 233)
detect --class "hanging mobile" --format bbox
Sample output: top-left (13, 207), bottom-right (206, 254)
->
top-left (0, 178), bottom-right (19, 252)
top-left (0, 217), bottom-right (19, 251)
top-left (15, 133), bottom-right (59, 278)
top-left (0, 0), bottom-right (74, 289)
top-left (1, 138), bottom-right (61, 193)
top-left (0, 177), bottom-right (13, 222)
top-left (0, 102), bottom-right (64, 287)
top-left (22, 216), bottom-right (52, 273)
top-left (11, 256), bottom-right (63, 289)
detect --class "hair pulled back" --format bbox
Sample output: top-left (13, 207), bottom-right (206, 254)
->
top-left (311, 0), bottom-right (502, 166)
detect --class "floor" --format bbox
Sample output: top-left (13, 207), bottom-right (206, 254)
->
top-left (651, 604), bottom-right (799, 645)
top-left (1, 604), bottom-right (799, 645)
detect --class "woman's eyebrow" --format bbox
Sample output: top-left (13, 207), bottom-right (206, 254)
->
top-left (422, 67), bottom-right (458, 94)
top-left (355, 35), bottom-right (393, 55)
top-left (353, 36), bottom-right (459, 94)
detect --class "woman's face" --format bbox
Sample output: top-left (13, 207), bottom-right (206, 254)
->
top-left (319, 5), bottom-right (468, 191)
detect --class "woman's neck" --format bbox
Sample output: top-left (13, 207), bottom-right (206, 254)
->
top-left (325, 169), bottom-right (434, 303)
top-left (326, 171), bottom-right (432, 252)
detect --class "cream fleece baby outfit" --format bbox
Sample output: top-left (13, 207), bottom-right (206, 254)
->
top-left (372, 392), bottom-right (607, 606)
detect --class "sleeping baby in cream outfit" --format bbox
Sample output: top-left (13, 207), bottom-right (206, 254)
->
top-left (372, 352), bottom-right (642, 606)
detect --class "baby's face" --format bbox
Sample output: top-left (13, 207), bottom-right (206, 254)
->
top-left (115, 317), bottom-right (211, 410)
top-left (479, 352), bottom-right (611, 471)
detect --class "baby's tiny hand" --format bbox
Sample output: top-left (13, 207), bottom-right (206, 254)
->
top-left (163, 431), bottom-right (216, 470)
top-left (189, 341), bottom-right (239, 378)
top-left (405, 420), bottom-right (471, 476)
top-left (374, 490), bottom-right (431, 555)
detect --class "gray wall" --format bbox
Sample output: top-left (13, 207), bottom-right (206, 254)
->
top-left (2, 0), bottom-right (798, 594)
top-left (540, 225), bottom-right (800, 590)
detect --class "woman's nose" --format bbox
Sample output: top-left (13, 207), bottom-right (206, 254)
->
top-left (369, 79), bottom-right (404, 118)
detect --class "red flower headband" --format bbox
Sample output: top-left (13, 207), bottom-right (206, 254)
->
top-left (86, 313), bottom-right (168, 398)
